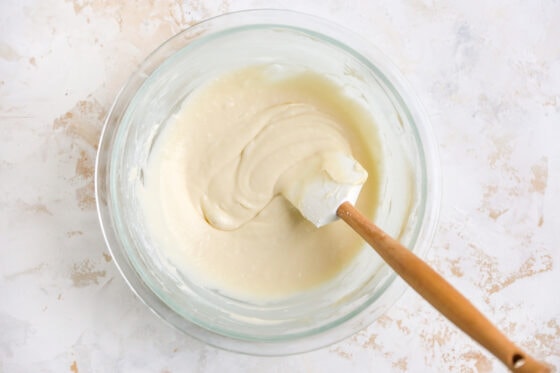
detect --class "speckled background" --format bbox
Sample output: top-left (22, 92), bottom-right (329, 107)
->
top-left (1, 1), bottom-right (559, 372)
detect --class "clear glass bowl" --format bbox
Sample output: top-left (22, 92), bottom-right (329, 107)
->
top-left (95, 9), bottom-right (440, 355)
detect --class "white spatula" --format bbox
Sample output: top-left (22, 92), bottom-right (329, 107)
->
top-left (284, 152), bottom-right (549, 373)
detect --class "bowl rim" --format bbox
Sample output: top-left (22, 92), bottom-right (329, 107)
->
top-left (95, 8), bottom-right (441, 356)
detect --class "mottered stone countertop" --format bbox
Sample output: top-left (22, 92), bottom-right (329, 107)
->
top-left (1, 1), bottom-right (559, 372)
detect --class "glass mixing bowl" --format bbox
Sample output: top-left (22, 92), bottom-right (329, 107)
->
top-left (95, 9), bottom-right (440, 355)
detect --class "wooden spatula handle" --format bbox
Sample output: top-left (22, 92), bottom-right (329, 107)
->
top-left (337, 202), bottom-right (549, 372)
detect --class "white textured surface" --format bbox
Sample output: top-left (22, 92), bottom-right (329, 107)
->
top-left (1, 1), bottom-right (559, 372)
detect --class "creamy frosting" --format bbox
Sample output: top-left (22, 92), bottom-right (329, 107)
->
top-left (138, 65), bottom-right (381, 301)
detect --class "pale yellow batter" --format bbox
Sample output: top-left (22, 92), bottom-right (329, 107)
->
top-left (139, 65), bottom-right (381, 301)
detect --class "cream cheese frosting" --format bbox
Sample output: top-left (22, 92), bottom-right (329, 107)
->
top-left (138, 65), bottom-right (381, 300)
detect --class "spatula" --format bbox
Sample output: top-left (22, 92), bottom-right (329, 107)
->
top-left (283, 153), bottom-right (550, 373)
